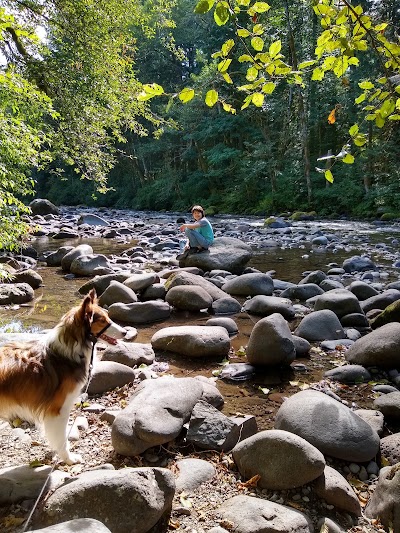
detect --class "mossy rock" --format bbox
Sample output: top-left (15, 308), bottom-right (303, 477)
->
top-left (370, 299), bottom-right (400, 329)
top-left (380, 212), bottom-right (399, 221)
top-left (264, 216), bottom-right (277, 226)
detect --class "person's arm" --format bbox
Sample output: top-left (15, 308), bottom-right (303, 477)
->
top-left (180, 222), bottom-right (200, 231)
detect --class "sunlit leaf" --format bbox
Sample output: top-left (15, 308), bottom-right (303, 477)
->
top-left (205, 89), bottom-right (218, 107)
top-left (194, 0), bottom-right (215, 14)
top-left (262, 82), bottom-right (275, 94)
top-left (237, 28), bottom-right (250, 37)
top-left (246, 66), bottom-right (258, 81)
top-left (251, 37), bottom-right (264, 51)
top-left (214, 2), bottom-right (230, 25)
top-left (252, 2), bottom-right (270, 13)
top-left (269, 40), bottom-right (282, 58)
top-left (325, 169), bottom-right (334, 183)
top-left (218, 58), bottom-right (232, 72)
top-left (355, 93), bottom-right (366, 104)
top-left (179, 88), bottom-right (195, 103)
top-left (349, 124), bottom-right (359, 136)
top-left (252, 92), bottom-right (264, 107)
top-left (222, 39), bottom-right (235, 56)
top-left (359, 80), bottom-right (374, 90)
top-left (327, 108), bottom-right (336, 124)
top-left (298, 60), bottom-right (317, 69)
top-left (342, 153), bottom-right (355, 164)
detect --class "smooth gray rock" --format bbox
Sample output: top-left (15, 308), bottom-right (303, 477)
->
top-left (36, 468), bottom-right (175, 533)
top-left (222, 273), bottom-right (274, 296)
top-left (365, 465), bottom-right (400, 531)
top-left (342, 255), bottom-right (375, 273)
top-left (98, 280), bottom-right (138, 307)
top-left (12, 269), bottom-right (43, 289)
top-left (101, 342), bottom-right (154, 367)
top-left (349, 280), bottom-right (380, 300)
top-left (361, 289), bottom-right (400, 313)
top-left (211, 296), bottom-right (242, 315)
top-left (108, 300), bottom-right (171, 324)
top-left (151, 325), bottom-right (230, 358)
top-left (242, 295), bottom-right (296, 320)
top-left (166, 285), bottom-right (213, 311)
top-left (70, 254), bottom-right (112, 276)
top-left (175, 458), bottom-right (216, 492)
top-left (246, 313), bottom-right (296, 366)
top-left (141, 283), bottom-right (167, 301)
top-left (353, 409), bottom-right (384, 435)
top-left (0, 282), bottom-right (34, 304)
top-left (232, 429), bottom-right (325, 490)
top-left (217, 495), bottom-right (314, 533)
top-left (123, 273), bottom-right (159, 292)
top-left (280, 283), bottom-right (324, 300)
top-left (274, 390), bottom-right (380, 462)
top-left (29, 198), bottom-right (59, 215)
top-left (45, 246), bottom-right (74, 267)
top-left (324, 365), bottom-right (371, 384)
top-left (78, 273), bottom-right (132, 296)
top-left (294, 310), bottom-right (345, 341)
top-left (314, 465), bottom-right (361, 515)
top-left (61, 244), bottom-right (93, 271)
top-left (111, 377), bottom-right (204, 456)
top-left (206, 317), bottom-right (238, 335)
top-left (88, 361), bottom-right (136, 394)
top-left (166, 271), bottom-right (227, 301)
top-left (27, 518), bottom-right (111, 532)
top-left (77, 213), bottom-right (109, 226)
top-left (346, 323), bottom-right (400, 368)
top-left (374, 391), bottom-right (400, 419)
top-left (292, 335), bottom-right (311, 357)
top-left (313, 288), bottom-right (362, 318)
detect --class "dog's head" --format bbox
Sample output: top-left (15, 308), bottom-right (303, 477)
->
top-left (80, 289), bottom-right (127, 345)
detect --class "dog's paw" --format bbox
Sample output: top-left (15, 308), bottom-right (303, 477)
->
top-left (63, 452), bottom-right (83, 465)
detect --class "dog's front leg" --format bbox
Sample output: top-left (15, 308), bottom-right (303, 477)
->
top-left (43, 413), bottom-right (83, 465)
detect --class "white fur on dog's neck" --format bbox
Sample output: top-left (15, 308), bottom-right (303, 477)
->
top-left (45, 324), bottom-right (93, 366)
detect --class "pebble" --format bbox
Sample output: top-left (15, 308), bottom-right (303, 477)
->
top-left (349, 463), bottom-right (360, 474)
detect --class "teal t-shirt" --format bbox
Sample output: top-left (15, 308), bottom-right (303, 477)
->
top-left (196, 217), bottom-right (214, 243)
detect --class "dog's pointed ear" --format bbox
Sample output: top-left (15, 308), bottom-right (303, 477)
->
top-left (88, 288), bottom-right (97, 302)
top-left (80, 290), bottom-right (95, 323)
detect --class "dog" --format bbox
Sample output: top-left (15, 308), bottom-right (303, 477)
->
top-left (0, 289), bottom-right (127, 464)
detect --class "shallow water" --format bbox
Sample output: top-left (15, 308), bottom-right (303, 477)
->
top-left (1, 212), bottom-right (399, 431)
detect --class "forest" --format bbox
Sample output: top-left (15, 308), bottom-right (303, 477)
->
top-left (1, 0), bottom-right (400, 249)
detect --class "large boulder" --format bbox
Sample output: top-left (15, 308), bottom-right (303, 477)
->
top-left (0, 283), bottom-right (34, 304)
top-left (313, 288), bottom-right (363, 318)
top-left (180, 237), bottom-right (252, 274)
top-left (35, 468), bottom-right (175, 533)
top-left (274, 390), bottom-right (380, 462)
top-left (166, 286), bottom-right (213, 312)
top-left (242, 295), bottom-right (296, 320)
top-left (108, 301), bottom-right (171, 324)
top-left (151, 325), bottom-right (230, 358)
top-left (345, 323), bottom-right (400, 368)
top-left (166, 271), bottom-right (227, 301)
top-left (222, 273), bottom-right (274, 296)
top-left (29, 198), bottom-right (59, 215)
top-left (294, 309), bottom-right (345, 341)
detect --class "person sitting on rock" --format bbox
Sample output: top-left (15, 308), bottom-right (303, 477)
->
top-left (177, 205), bottom-right (214, 259)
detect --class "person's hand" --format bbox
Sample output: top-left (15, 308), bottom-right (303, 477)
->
top-left (179, 225), bottom-right (185, 232)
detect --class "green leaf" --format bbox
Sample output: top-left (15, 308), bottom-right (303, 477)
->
top-left (237, 28), bottom-right (250, 37)
top-left (253, 24), bottom-right (264, 35)
top-left (262, 81), bottom-right (275, 94)
top-left (246, 66), bottom-right (258, 81)
top-left (353, 134), bottom-right (367, 146)
top-left (349, 124), bottom-right (359, 136)
top-left (325, 169), bottom-right (334, 183)
top-left (380, 99), bottom-right (395, 118)
top-left (342, 153), bottom-right (355, 164)
top-left (238, 54), bottom-right (254, 63)
top-left (269, 40), bottom-right (282, 58)
top-left (179, 88), bottom-right (195, 103)
top-left (222, 71), bottom-right (233, 84)
top-left (222, 102), bottom-right (236, 114)
top-left (194, 0), bottom-right (215, 14)
top-left (251, 37), bottom-right (264, 51)
top-left (205, 89), bottom-right (218, 107)
top-left (214, 2), bottom-right (230, 26)
top-left (252, 92), bottom-right (264, 107)
top-left (359, 80), bottom-right (374, 90)
top-left (375, 114), bottom-right (385, 128)
top-left (222, 39), bottom-right (235, 56)
top-left (252, 2), bottom-right (271, 13)
top-left (241, 94), bottom-right (252, 110)
top-left (355, 93), bottom-right (366, 104)
top-left (298, 60), bottom-right (317, 69)
top-left (218, 58), bottom-right (232, 72)
top-left (311, 67), bottom-right (325, 81)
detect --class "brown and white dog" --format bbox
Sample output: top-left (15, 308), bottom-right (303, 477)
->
top-left (0, 289), bottom-right (127, 464)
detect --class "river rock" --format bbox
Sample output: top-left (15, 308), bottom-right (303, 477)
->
top-left (151, 325), bottom-right (230, 358)
top-left (0, 283), bottom-right (34, 304)
top-left (242, 295), bottom-right (296, 320)
top-left (299, 270), bottom-right (327, 285)
top-left (35, 467), bottom-right (175, 533)
top-left (70, 254), bottom-right (112, 276)
top-left (101, 342), bottom-right (154, 367)
top-left (222, 273), bottom-right (274, 296)
top-left (354, 409), bottom-right (385, 435)
top-left (294, 310), bottom-right (345, 341)
top-left (166, 285), bottom-right (213, 311)
top-left (274, 390), bottom-right (380, 462)
top-left (141, 283), bottom-right (167, 301)
top-left (45, 246), bottom-right (74, 267)
top-left (88, 361), bottom-right (136, 394)
top-left (313, 288), bottom-right (363, 318)
top-left (77, 213), bottom-right (109, 226)
top-left (98, 280), bottom-right (138, 307)
top-left (349, 280), bottom-right (380, 300)
top-left (211, 296), bottom-right (242, 315)
top-left (345, 323), bottom-right (400, 368)
top-left (61, 244), bottom-right (94, 271)
top-left (373, 391), bottom-right (400, 419)
top-left (217, 495), bottom-right (313, 533)
top-left (246, 313), bottom-right (295, 366)
top-left (365, 464), bottom-right (400, 531)
top-left (232, 429), bottom-right (325, 489)
top-left (78, 273), bottom-right (132, 296)
top-left (324, 365), bottom-right (371, 384)
top-left (314, 465), bottom-right (361, 515)
top-left (111, 377), bottom-right (204, 455)
top-left (27, 518), bottom-right (111, 532)
top-left (166, 271), bottom-right (227, 301)
top-left (175, 458), bottom-right (216, 492)
top-left (342, 255), bottom-right (376, 273)
top-left (280, 283), bottom-right (324, 300)
top-left (370, 299), bottom-right (400, 329)
top-left (361, 288), bottom-right (400, 313)
top-left (380, 433), bottom-right (400, 465)
top-left (29, 198), bottom-right (60, 215)
top-left (124, 273), bottom-right (159, 292)
top-left (180, 237), bottom-right (252, 275)
top-left (11, 269), bottom-right (43, 289)
top-left (206, 317), bottom-right (238, 335)
top-left (108, 301), bottom-right (171, 324)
